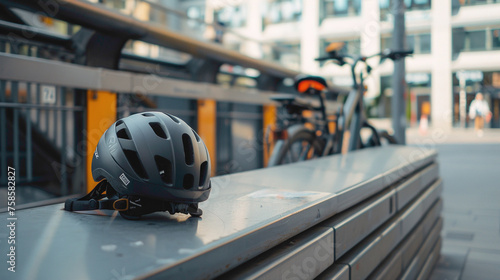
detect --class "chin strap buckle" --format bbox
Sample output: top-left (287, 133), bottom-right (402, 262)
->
top-left (113, 198), bottom-right (129, 211)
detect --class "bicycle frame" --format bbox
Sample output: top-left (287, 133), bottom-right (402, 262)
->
top-left (323, 49), bottom-right (412, 154)
top-left (267, 48), bottom-right (412, 166)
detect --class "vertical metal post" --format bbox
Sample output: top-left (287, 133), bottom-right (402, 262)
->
top-left (60, 87), bottom-right (67, 195)
top-left (0, 82), bottom-right (5, 184)
top-left (45, 89), bottom-right (49, 136)
top-left (26, 82), bottom-right (33, 182)
top-left (0, 41), bottom-right (6, 184)
top-left (13, 82), bottom-right (20, 177)
top-left (36, 84), bottom-right (40, 129)
top-left (52, 91), bottom-right (57, 143)
top-left (458, 72), bottom-right (467, 128)
top-left (9, 43), bottom-right (20, 179)
top-left (26, 47), bottom-right (33, 181)
top-left (348, 73), bottom-right (364, 151)
top-left (391, 0), bottom-right (407, 144)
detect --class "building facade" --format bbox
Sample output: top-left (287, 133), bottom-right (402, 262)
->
top-left (202, 0), bottom-right (500, 129)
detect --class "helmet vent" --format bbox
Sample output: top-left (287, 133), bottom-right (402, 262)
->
top-left (155, 156), bottom-right (172, 185)
top-left (165, 113), bottom-right (180, 123)
top-left (182, 134), bottom-right (194, 165)
top-left (142, 113), bottom-right (155, 117)
top-left (117, 128), bottom-right (131, 139)
top-left (183, 174), bottom-right (194, 189)
top-left (199, 161), bottom-right (208, 186)
top-left (192, 129), bottom-right (201, 142)
top-left (123, 149), bottom-right (149, 179)
top-left (116, 121), bottom-right (131, 140)
top-left (149, 122), bottom-right (167, 139)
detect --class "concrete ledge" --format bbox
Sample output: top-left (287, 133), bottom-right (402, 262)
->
top-left (0, 146), bottom-right (438, 280)
top-left (367, 199), bottom-right (443, 280)
top-left (401, 218), bottom-right (443, 280)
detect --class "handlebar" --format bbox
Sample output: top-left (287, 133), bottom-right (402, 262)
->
top-left (315, 48), bottom-right (413, 64)
top-left (314, 48), bottom-right (413, 88)
top-left (380, 48), bottom-right (414, 62)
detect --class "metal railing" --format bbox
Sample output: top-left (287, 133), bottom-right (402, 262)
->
top-left (0, 0), bottom-right (342, 208)
top-left (0, 36), bottom-right (86, 202)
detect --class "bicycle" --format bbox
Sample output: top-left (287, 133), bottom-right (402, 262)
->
top-left (266, 43), bottom-right (412, 166)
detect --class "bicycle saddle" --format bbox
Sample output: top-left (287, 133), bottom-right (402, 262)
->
top-left (294, 75), bottom-right (328, 93)
top-left (270, 94), bottom-right (297, 103)
top-left (270, 94), bottom-right (317, 114)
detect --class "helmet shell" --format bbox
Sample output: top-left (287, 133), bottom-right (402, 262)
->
top-left (92, 112), bottom-right (211, 203)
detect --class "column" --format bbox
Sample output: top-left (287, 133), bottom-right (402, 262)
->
top-left (431, 0), bottom-right (453, 128)
top-left (361, 0), bottom-right (381, 99)
top-left (300, 0), bottom-right (320, 74)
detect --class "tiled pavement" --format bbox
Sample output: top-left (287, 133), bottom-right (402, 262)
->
top-left (407, 128), bottom-right (500, 280)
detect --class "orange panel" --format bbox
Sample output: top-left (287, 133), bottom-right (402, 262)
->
top-left (197, 99), bottom-right (217, 176)
top-left (263, 105), bottom-right (277, 167)
top-left (328, 115), bottom-right (337, 134)
top-left (86, 90), bottom-right (116, 193)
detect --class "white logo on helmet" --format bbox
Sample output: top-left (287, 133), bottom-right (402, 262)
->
top-left (94, 147), bottom-right (99, 159)
top-left (119, 173), bottom-right (130, 187)
top-left (108, 135), bottom-right (118, 155)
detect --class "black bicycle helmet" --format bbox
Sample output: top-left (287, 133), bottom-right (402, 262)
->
top-left (64, 111), bottom-right (211, 219)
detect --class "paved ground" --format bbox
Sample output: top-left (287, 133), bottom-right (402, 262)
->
top-left (407, 128), bottom-right (500, 280)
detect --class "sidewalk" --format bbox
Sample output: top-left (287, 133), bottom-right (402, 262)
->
top-left (406, 127), bottom-right (500, 145)
top-left (407, 129), bottom-right (500, 280)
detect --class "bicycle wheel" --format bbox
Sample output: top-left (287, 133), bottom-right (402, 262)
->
top-left (267, 125), bottom-right (325, 166)
top-left (367, 130), bottom-right (397, 146)
top-left (378, 130), bottom-right (397, 145)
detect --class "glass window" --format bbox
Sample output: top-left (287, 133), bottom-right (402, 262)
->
top-left (406, 0), bottom-right (431, 9)
top-left (419, 34), bottom-right (431, 53)
top-left (103, 0), bottom-right (126, 10)
top-left (281, 1), bottom-right (295, 21)
top-left (320, 38), bottom-right (361, 61)
top-left (321, 0), bottom-right (361, 19)
top-left (461, 0), bottom-right (493, 5)
top-left (406, 34), bottom-right (415, 50)
top-left (381, 33), bottom-right (431, 54)
top-left (263, 42), bottom-right (301, 70)
top-left (186, 6), bottom-right (205, 30)
top-left (215, 5), bottom-right (247, 28)
top-left (381, 36), bottom-right (392, 50)
top-left (264, 0), bottom-right (302, 25)
top-left (468, 30), bottom-right (486, 51)
top-left (453, 27), bottom-right (500, 54)
top-left (380, 0), bottom-right (431, 21)
top-left (380, 0), bottom-right (390, 9)
top-left (492, 29), bottom-right (500, 50)
top-left (452, 27), bottom-right (466, 56)
top-left (334, 0), bottom-right (349, 14)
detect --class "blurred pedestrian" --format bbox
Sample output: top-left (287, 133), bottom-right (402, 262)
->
top-left (419, 101), bottom-right (430, 136)
top-left (469, 93), bottom-right (491, 137)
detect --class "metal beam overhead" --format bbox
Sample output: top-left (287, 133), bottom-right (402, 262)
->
top-left (1, 0), bottom-right (300, 79)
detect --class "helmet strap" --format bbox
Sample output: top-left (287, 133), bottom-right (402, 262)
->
top-left (64, 180), bottom-right (202, 218)
top-left (64, 180), bottom-right (124, 212)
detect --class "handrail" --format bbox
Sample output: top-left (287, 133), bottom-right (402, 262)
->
top-left (0, 19), bottom-right (71, 47)
top-left (2, 0), bottom-right (300, 79)
top-left (140, 0), bottom-right (297, 58)
top-left (0, 52), bottom-right (341, 108)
